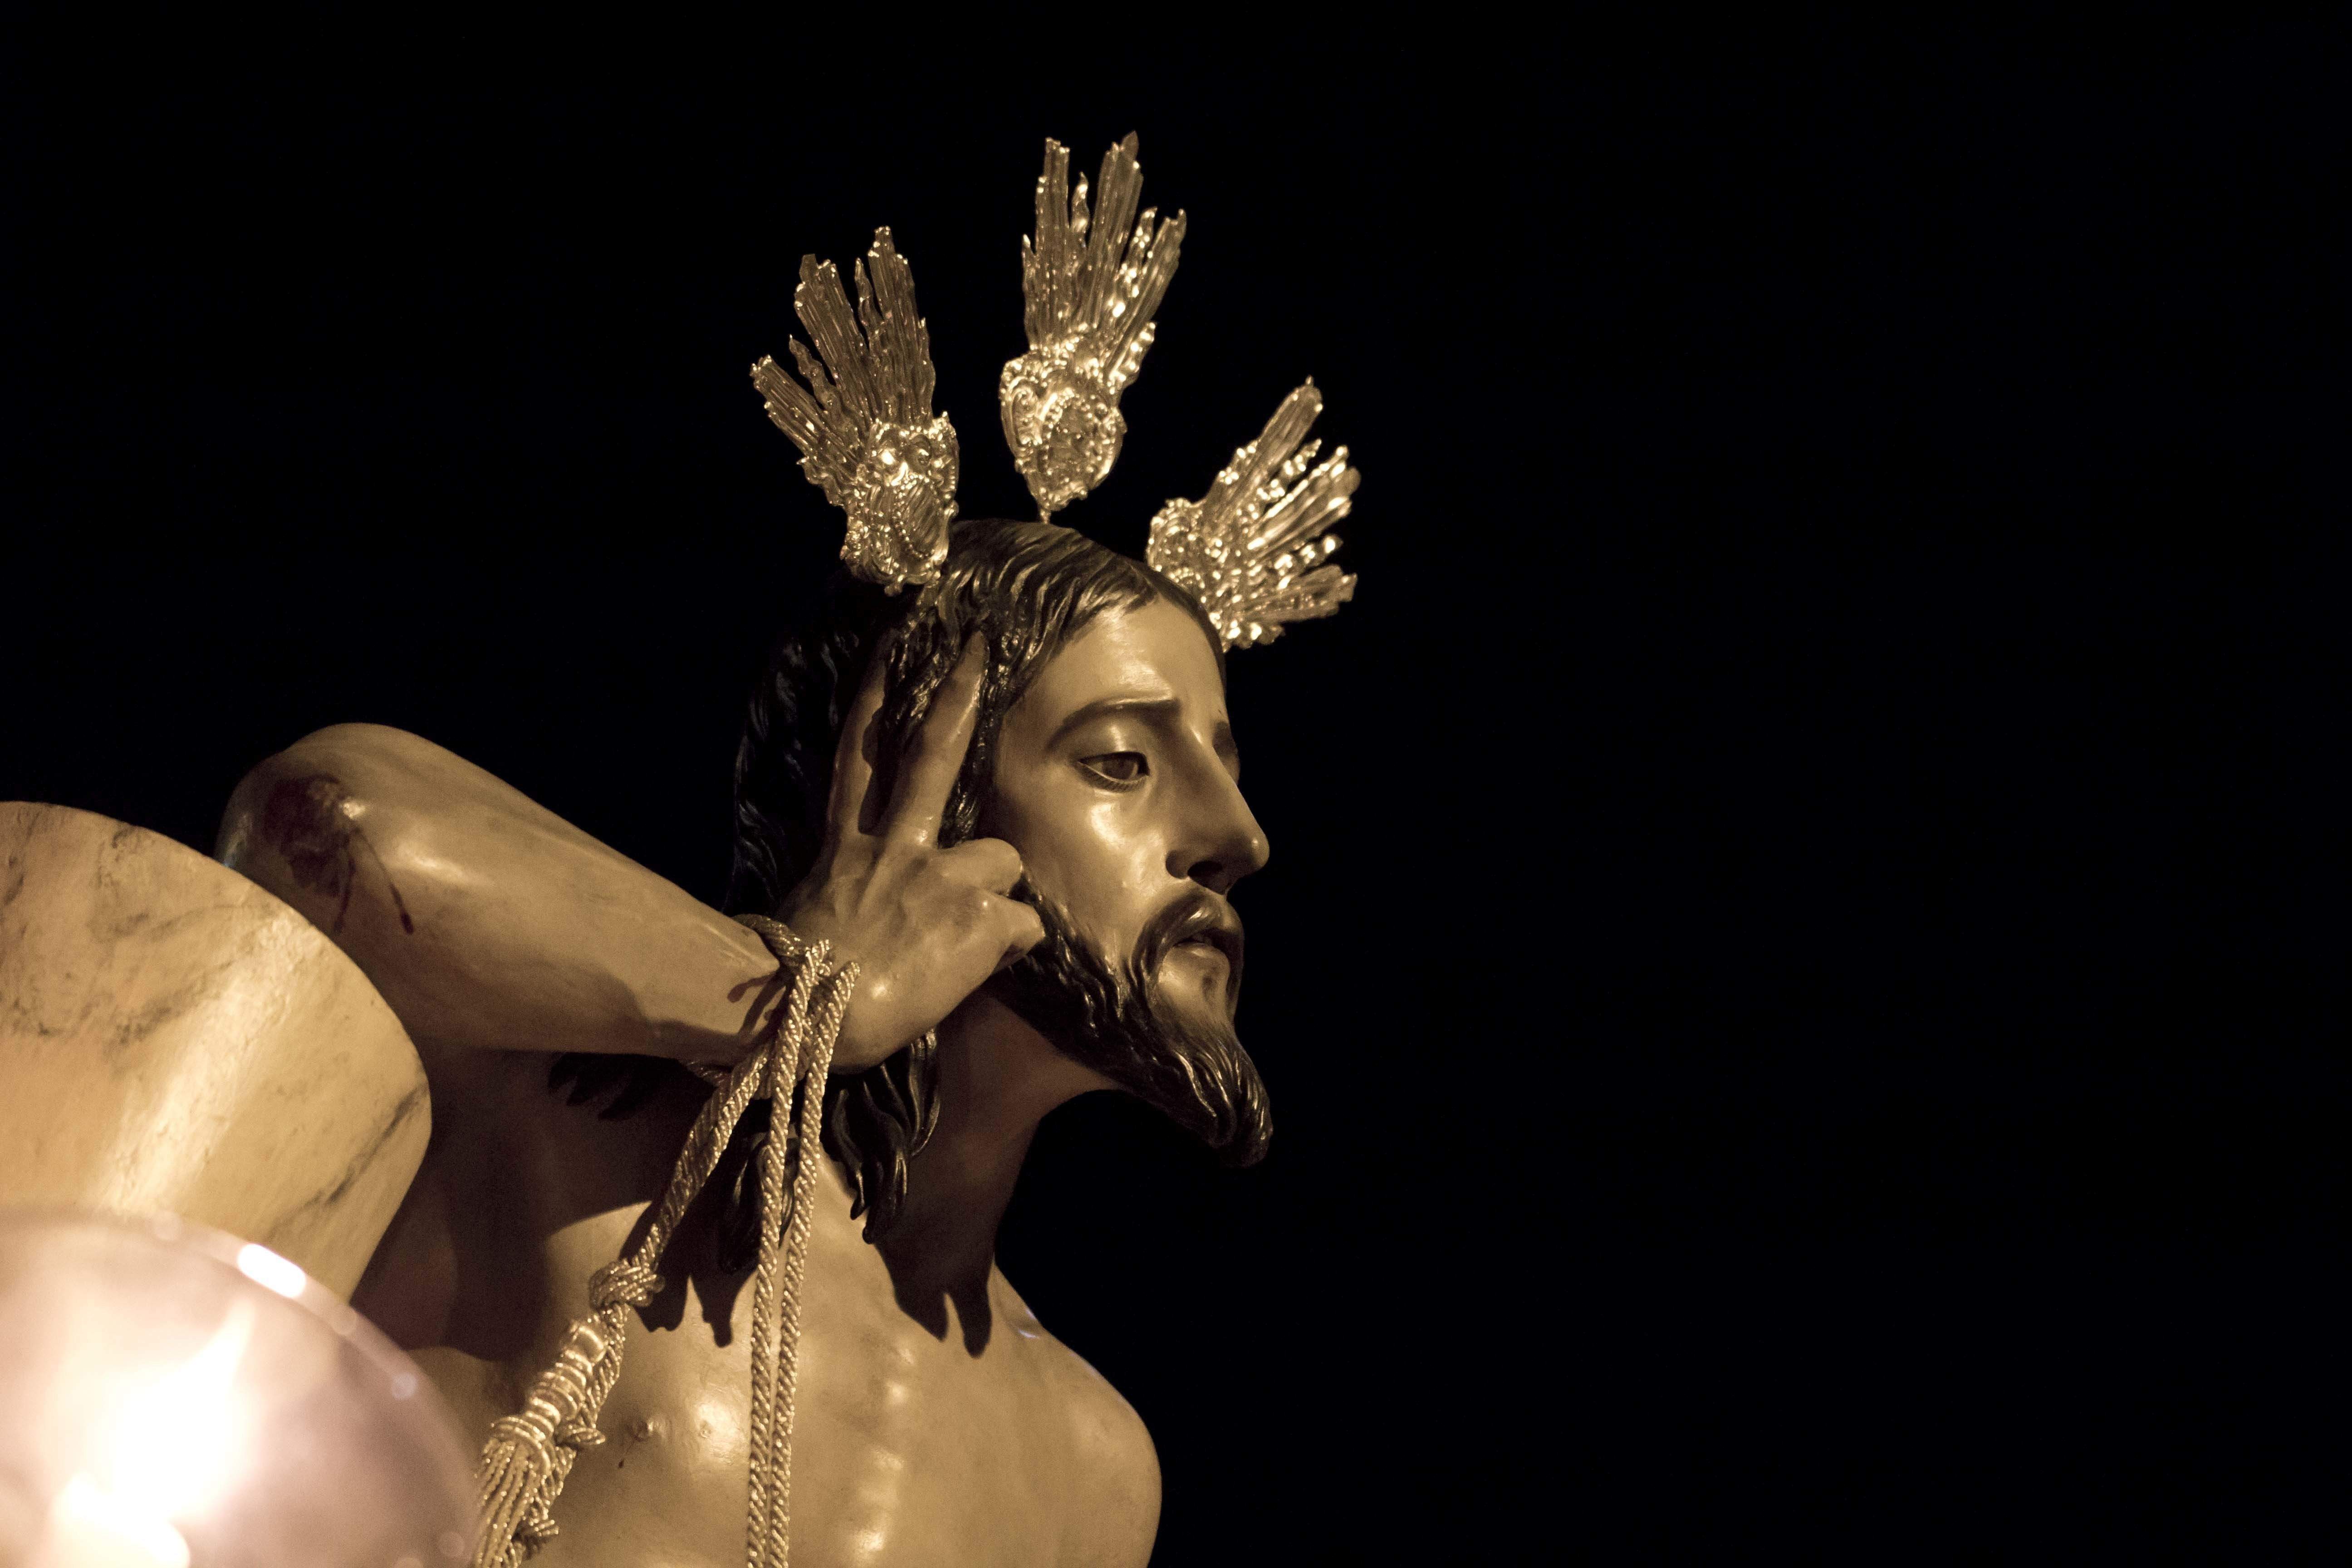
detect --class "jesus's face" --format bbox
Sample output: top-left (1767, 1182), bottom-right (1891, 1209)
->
top-left (981, 596), bottom-right (1269, 1040)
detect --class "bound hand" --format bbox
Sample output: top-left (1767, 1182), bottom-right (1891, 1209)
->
top-left (777, 637), bottom-right (1044, 1072)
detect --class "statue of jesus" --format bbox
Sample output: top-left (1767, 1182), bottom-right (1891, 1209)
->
top-left (215, 137), bottom-right (1361, 1566)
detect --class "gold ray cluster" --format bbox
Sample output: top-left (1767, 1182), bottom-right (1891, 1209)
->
top-left (999, 135), bottom-right (1186, 520)
top-left (1145, 383), bottom-right (1358, 649)
top-left (751, 229), bottom-right (957, 593)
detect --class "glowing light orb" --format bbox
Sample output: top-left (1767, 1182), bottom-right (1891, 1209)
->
top-left (0, 1211), bottom-right (476, 1566)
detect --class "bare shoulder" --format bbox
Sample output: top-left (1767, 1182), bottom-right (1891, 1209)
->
top-left (279, 720), bottom-right (442, 760)
top-left (994, 1274), bottom-right (1162, 1567)
top-left (229, 723), bottom-right (495, 807)
top-left (219, 724), bottom-right (453, 855)
top-left (229, 723), bottom-right (440, 788)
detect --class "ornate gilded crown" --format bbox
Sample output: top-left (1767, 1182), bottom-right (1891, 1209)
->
top-left (752, 135), bottom-right (1359, 649)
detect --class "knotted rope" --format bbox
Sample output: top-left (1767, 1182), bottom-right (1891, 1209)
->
top-left (471, 914), bottom-right (850, 1568)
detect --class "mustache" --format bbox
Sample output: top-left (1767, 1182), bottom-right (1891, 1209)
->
top-left (1136, 888), bottom-right (1245, 992)
top-left (1005, 879), bottom-right (1246, 992)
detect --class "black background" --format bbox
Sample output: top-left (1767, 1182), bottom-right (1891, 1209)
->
top-left (6, 21), bottom-right (2340, 1562)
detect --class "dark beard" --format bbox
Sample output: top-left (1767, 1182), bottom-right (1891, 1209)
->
top-left (989, 890), bottom-right (1272, 1166)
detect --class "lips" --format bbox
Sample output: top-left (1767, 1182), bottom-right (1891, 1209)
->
top-left (1156, 896), bottom-right (1245, 979)
top-left (1174, 926), bottom-right (1242, 969)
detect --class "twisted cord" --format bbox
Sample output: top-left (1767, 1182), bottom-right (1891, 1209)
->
top-left (470, 916), bottom-right (853, 1568)
top-left (742, 918), bottom-right (849, 1566)
top-left (740, 915), bottom-right (817, 1565)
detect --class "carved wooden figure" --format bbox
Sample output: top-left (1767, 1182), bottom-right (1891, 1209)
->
top-left (5, 134), bottom-right (1364, 1568)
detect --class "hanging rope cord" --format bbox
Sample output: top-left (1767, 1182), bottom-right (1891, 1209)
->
top-left (472, 913), bottom-right (865, 1568)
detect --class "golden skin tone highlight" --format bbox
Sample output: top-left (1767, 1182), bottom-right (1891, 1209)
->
top-left (220, 596), bottom-right (1264, 1567)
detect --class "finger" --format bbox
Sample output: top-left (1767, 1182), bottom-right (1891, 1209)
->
top-left (827, 642), bottom-right (890, 842)
top-left (936, 836), bottom-right (1024, 897)
top-left (887, 635), bottom-right (984, 845)
top-left (993, 898), bottom-right (1046, 968)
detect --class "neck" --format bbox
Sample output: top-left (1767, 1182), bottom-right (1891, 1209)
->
top-left (869, 990), bottom-right (1108, 1341)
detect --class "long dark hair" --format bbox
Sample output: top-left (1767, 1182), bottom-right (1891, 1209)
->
top-left (553, 519), bottom-right (1220, 1258)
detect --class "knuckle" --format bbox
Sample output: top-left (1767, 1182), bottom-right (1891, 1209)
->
top-left (948, 888), bottom-right (994, 934)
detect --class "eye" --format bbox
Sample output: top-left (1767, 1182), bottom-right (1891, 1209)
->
top-left (1079, 751), bottom-right (1148, 784)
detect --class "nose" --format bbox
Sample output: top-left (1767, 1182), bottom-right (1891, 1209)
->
top-left (1168, 766), bottom-right (1271, 896)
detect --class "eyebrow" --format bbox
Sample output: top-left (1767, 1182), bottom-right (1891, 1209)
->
top-left (1047, 696), bottom-right (1241, 767)
top-left (1046, 696), bottom-right (1179, 750)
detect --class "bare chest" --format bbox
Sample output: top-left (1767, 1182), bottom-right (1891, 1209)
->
top-left (419, 1177), bottom-right (1158, 1568)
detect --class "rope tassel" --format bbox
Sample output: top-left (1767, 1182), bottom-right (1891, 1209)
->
top-left (471, 918), bottom-right (850, 1568)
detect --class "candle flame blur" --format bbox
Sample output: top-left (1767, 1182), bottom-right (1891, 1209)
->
top-left (33, 1298), bottom-right (256, 1567)
top-left (47, 1474), bottom-right (191, 1568)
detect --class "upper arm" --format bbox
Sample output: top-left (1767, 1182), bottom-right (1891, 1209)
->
top-left (216, 723), bottom-right (776, 1061)
top-left (220, 723), bottom-right (611, 936)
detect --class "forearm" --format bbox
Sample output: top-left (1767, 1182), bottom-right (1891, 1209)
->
top-left (217, 724), bottom-right (776, 1060)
